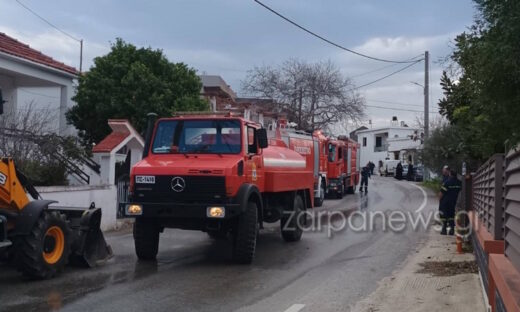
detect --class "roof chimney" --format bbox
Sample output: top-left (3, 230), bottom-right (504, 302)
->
top-left (391, 116), bottom-right (398, 126)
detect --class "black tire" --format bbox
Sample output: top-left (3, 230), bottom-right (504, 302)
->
top-left (347, 184), bottom-right (356, 194)
top-left (232, 202), bottom-right (258, 264)
top-left (15, 211), bottom-right (71, 279)
top-left (281, 195), bottom-right (305, 242)
top-left (314, 182), bottom-right (325, 207)
top-left (336, 183), bottom-right (344, 199)
top-left (133, 218), bottom-right (160, 261)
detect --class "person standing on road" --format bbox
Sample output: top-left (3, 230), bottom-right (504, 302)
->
top-left (395, 162), bottom-right (403, 180)
top-left (439, 170), bottom-right (462, 235)
top-left (441, 165), bottom-right (450, 183)
top-left (369, 161), bottom-right (375, 175)
top-left (360, 163), bottom-right (371, 193)
top-left (407, 162), bottom-right (414, 181)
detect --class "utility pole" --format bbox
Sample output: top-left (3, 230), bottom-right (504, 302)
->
top-left (424, 51), bottom-right (430, 180)
top-left (424, 51), bottom-right (429, 140)
top-left (79, 39), bottom-right (83, 73)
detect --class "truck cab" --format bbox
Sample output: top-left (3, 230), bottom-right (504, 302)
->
top-left (123, 114), bottom-right (314, 264)
top-left (326, 140), bottom-right (346, 198)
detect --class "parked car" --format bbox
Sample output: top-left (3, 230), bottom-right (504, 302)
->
top-left (413, 165), bottom-right (424, 181)
top-left (381, 159), bottom-right (400, 176)
top-left (396, 164), bottom-right (424, 181)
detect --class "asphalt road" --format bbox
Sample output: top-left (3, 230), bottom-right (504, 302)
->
top-left (0, 176), bottom-right (435, 312)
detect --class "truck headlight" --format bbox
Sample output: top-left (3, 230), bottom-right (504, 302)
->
top-left (207, 206), bottom-right (225, 218)
top-left (126, 204), bottom-right (143, 215)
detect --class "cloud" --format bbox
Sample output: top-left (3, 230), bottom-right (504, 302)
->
top-left (0, 25), bottom-right (109, 70)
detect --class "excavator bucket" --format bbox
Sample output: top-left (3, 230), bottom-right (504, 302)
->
top-left (70, 207), bottom-right (113, 267)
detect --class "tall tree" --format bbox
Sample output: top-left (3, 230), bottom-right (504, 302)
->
top-left (241, 59), bottom-right (364, 132)
top-left (437, 0), bottom-right (520, 164)
top-left (67, 38), bottom-right (208, 147)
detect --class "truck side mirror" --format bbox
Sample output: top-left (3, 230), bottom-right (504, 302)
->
top-left (257, 128), bottom-right (268, 149)
top-left (142, 112), bottom-right (158, 158)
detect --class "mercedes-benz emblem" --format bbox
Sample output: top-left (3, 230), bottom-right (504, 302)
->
top-left (171, 177), bottom-right (186, 192)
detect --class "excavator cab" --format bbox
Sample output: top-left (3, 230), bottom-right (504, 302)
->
top-left (0, 158), bottom-right (112, 279)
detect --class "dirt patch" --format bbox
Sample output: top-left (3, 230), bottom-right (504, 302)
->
top-left (416, 260), bottom-right (478, 276)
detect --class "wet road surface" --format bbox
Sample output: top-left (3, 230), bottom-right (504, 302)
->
top-left (0, 176), bottom-right (435, 312)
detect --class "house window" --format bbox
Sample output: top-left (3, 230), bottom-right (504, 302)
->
top-left (375, 136), bottom-right (382, 148)
top-left (362, 137), bottom-right (367, 147)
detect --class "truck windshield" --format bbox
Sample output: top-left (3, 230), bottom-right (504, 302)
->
top-left (328, 143), bottom-right (336, 162)
top-left (151, 119), bottom-right (242, 154)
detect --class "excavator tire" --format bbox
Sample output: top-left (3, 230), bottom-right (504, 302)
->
top-left (15, 211), bottom-right (71, 279)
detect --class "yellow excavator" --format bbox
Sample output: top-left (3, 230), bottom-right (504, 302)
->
top-left (0, 158), bottom-right (112, 279)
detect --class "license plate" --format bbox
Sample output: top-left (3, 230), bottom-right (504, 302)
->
top-left (135, 175), bottom-right (155, 184)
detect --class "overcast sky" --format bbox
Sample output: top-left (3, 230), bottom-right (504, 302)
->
top-left (0, 0), bottom-right (476, 129)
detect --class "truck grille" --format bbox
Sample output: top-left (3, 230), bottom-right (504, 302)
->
top-left (134, 176), bottom-right (226, 203)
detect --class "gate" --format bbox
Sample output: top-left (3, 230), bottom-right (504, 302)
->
top-left (116, 174), bottom-right (130, 218)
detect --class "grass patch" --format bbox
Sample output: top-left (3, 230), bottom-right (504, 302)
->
top-left (422, 178), bottom-right (442, 193)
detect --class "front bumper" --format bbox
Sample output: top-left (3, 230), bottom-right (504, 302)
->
top-left (327, 179), bottom-right (341, 193)
top-left (119, 201), bottom-right (241, 219)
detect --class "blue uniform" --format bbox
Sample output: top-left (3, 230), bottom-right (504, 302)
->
top-left (360, 166), bottom-right (370, 192)
top-left (439, 176), bottom-right (461, 220)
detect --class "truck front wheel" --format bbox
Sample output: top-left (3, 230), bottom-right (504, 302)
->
top-left (314, 182), bottom-right (325, 207)
top-left (232, 202), bottom-right (258, 264)
top-left (133, 218), bottom-right (160, 261)
top-left (281, 194), bottom-right (305, 242)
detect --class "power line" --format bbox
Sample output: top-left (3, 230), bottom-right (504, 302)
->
top-left (15, 0), bottom-right (80, 42)
top-left (254, 0), bottom-right (420, 64)
top-left (365, 104), bottom-right (439, 114)
top-left (366, 99), bottom-right (423, 107)
top-left (354, 60), bottom-right (422, 89)
top-left (350, 54), bottom-right (424, 78)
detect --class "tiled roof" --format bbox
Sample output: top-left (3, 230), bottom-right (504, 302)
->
top-left (92, 132), bottom-right (129, 153)
top-left (0, 32), bottom-right (78, 75)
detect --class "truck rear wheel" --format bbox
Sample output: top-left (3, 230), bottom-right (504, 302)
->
top-left (314, 182), bottom-right (325, 207)
top-left (336, 183), bottom-right (344, 199)
top-left (281, 194), bottom-right (304, 242)
top-left (133, 218), bottom-right (160, 261)
top-left (232, 202), bottom-right (258, 264)
top-left (16, 211), bottom-right (71, 279)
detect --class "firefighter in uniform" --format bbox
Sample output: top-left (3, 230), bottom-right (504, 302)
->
top-left (439, 170), bottom-right (462, 235)
top-left (360, 163), bottom-right (371, 193)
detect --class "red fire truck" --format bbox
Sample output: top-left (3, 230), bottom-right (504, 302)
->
top-left (271, 120), bottom-right (329, 207)
top-left (326, 136), bottom-right (360, 198)
top-left (339, 135), bottom-right (361, 194)
top-left (122, 113), bottom-right (315, 264)
top-left (326, 139), bottom-right (347, 198)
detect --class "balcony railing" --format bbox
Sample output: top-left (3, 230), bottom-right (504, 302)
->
top-left (374, 144), bottom-right (388, 152)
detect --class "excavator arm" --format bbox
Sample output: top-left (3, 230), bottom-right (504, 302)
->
top-left (0, 158), bottom-right (32, 212)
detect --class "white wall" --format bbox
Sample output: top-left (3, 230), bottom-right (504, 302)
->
top-left (0, 74), bottom-right (17, 115)
top-left (357, 127), bottom-right (418, 168)
top-left (36, 184), bottom-right (118, 231)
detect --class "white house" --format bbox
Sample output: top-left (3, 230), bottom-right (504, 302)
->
top-left (355, 120), bottom-right (423, 167)
top-left (0, 32), bottom-right (77, 136)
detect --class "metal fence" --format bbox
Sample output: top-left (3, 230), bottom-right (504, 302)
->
top-left (504, 147), bottom-right (520, 273)
top-left (473, 154), bottom-right (504, 240)
top-left (116, 174), bottom-right (130, 218)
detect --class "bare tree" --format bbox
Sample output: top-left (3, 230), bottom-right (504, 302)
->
top-left (0, 101), bottom-right (56, 167)
top-left (0, 102), bottom-right (92, 185)
top-left (242, 59), bottom-right (365, 132)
